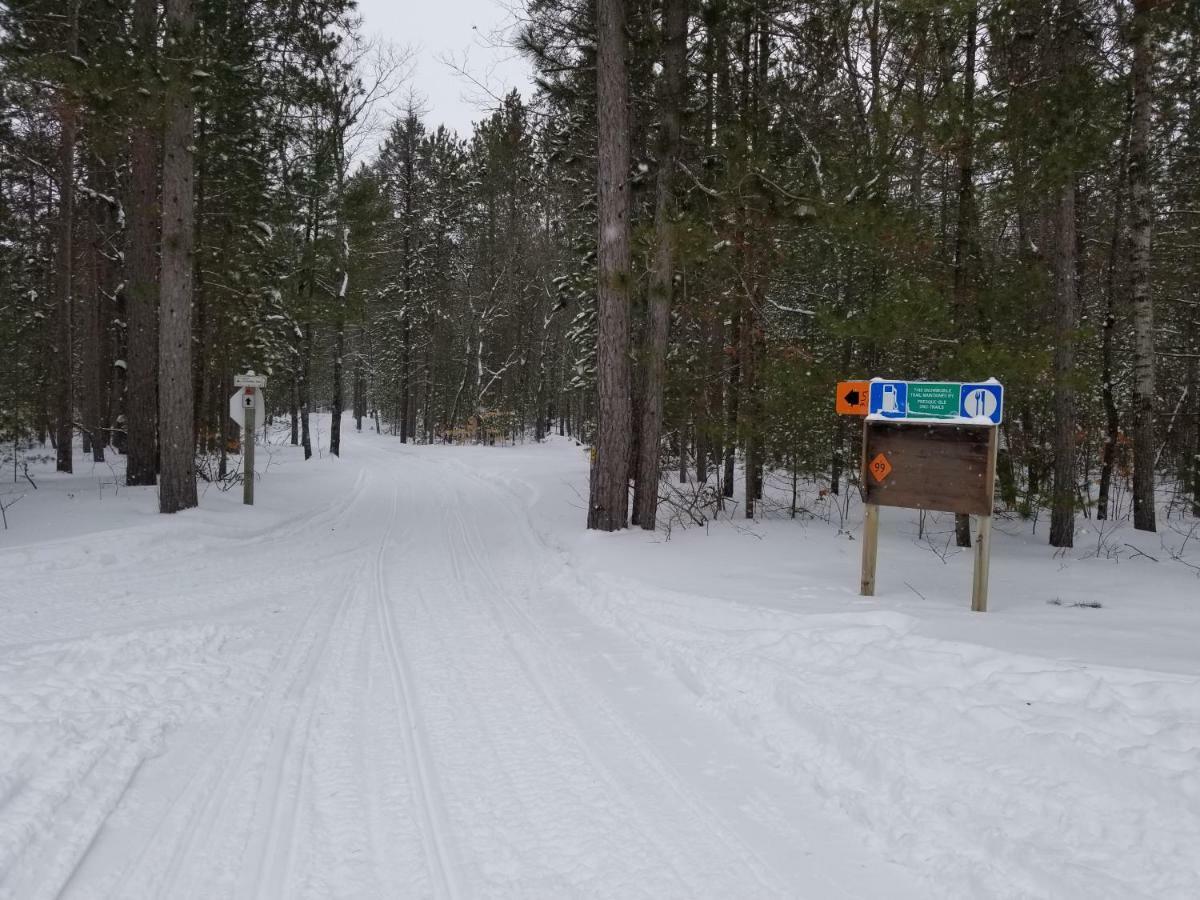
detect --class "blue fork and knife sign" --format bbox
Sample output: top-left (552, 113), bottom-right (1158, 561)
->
top-left (868, 380), bottom-right (1003, 424)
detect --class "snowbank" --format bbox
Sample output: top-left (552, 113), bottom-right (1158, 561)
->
top-left (464, 436), bottom-right (1200, 899)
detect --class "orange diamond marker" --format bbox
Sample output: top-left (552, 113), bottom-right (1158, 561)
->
top-left (869, 452), bottom-right (892, 483)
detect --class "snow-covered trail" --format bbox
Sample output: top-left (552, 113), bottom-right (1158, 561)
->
top-left (1, 437), bottom-right (918, 899)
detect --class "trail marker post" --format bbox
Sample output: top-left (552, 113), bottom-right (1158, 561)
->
top-left (231, 373), bottom-right (268, 507)
top-left (837, 378), bottom-right (1003, 611)
top-left (243, 390), bottom-right (255, 506)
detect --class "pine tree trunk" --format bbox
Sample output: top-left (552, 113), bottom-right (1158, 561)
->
top-left (81, 176), bottom-right (97, 459)
top-left (97, 187), bottom-right (115, 461)
top-left (952, 1), bottom-right (980, 548)
top-left (354, 363), bottom-right (365, 432)
top-left (82, 167), bottom-right (106, 463)
top-left (330, 325), bottom-right (344, 456)
top-left (125, 0), bottom-right (159, 484)
top-left (742, 320), bottom-right (763, 519)
top-left (194, 299), bottom-right (209, 451)
top-left (290, 374), bottom-right (299, 445)
top-left (157, 0), bottom-right (198, 514)
top-left (1098, 284), bottom-right (1121, 521)
top-left (400, 323), bottom-right (411, 443)
top-left (107, 269), bottom-right (126, 456)
top-left (329, 111), bottom-right (349, 458)
top-left (1129, 0), bottom-right (1157, 532)
top-left (632, 0), bottom-right (687, 529)
top-left (1098, 89), bottom-right (1132, 521)
top-left (300, 322), bottom-right (312, 459)
top-left (406, 350), bottom-right (418, 442)
top-left (587, 0), bottom-right (632, 531)
top-left (1049, 178), bottom-right (1078, 548)
top-left (399, 126), bottom-right (414, 445)
top-left (422, 356), bottom-right (433, 443)
top-left (1189, 314), bottom-right (1200, 517)
top-left (723, 313), bottom-right (740, 499)
top-left (53, 0), bottom-right (80, 474)
top-left (1048, 0), bottom-right (1083, 548)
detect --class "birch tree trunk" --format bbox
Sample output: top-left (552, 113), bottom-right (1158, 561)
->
top-left (157, 0), bottom-right (198, 513)
top-left (587, 0), bottom-right (632, 531)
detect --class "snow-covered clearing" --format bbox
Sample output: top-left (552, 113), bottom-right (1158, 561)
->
top-left (1, 419), bottom-right (1197, 899)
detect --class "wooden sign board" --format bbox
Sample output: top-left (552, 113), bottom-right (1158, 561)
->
top-left (861, 422), bottom-right (997, 516)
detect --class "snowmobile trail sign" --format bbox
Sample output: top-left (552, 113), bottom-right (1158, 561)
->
top-left (835, 381), bottom-right (870, 416)
top-left (847, 378), bottom-right (1005, 424)
top-left (867, 453), bottom-right (892, 483)
top-left (852, 378), bottom-right (1002, 613)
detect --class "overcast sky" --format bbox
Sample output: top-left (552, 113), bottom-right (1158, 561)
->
top-left (355, 0), bottom-right (535, 138)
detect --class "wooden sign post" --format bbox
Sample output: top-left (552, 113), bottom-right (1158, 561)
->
top-left (972, 429), bottom-right (999, 612)
top-left (860, 504), bottom-right (879, 596)
top-left (839, 378), bottom-right (1002, 611)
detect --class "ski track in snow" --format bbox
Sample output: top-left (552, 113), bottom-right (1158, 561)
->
top-left (0, 436), bottom-right (920, 899)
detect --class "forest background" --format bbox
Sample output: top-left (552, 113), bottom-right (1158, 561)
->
top-left (1, 0), bottom-right (1197, 546)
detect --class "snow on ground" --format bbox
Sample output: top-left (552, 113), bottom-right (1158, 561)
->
top-left (1, 418), bottom-right (1197, 899)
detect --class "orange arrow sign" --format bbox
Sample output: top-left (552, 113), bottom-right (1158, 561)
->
top-left (836, 380), bottom-right (870, 416)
